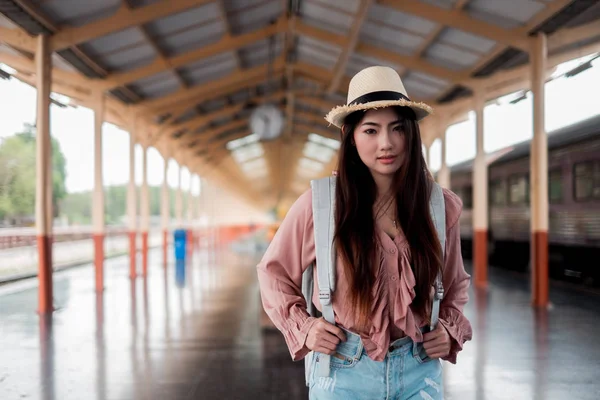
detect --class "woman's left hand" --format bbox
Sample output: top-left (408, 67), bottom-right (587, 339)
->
top-left (422, 323), bottom-right (451, 359)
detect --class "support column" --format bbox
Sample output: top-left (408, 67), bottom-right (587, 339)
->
top-left (204, 180), bottom-right (213, 252)
top-left (127, 129), bottom-right (137, 279)
top-left (176, 166), bottom-right (183, 228)
top-left (212, 184), bottom-right (220, 249)
top-left (35, 34), bottom-right (53, 314)
top-left (92, 92), bottom-right (106, 293)
top-left (161, 157), bottom-right (170, 266)
top-left (187, 175), bottom-right (194, 255)
top-left (424, 144), bottom-right (430, 170)
top-left (531, 33), bottom-right (549, 307)
top-left (437, 130), bottom-right (450, 189)
top-left (196, 175), bottom-right (204, 248)
top-left (473, 93), bottom-right (488, 288)
top-left (45, 115), bottom-right (53, 270)
top-left (141, 146), bottom-right (150, 276)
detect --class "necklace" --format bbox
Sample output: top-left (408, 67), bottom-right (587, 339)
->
top-left (374, 196), bottom-right (399, 231)
top-left (386, 213), bottom-right (398, 230)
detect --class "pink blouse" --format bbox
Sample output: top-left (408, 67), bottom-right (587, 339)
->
top-left (257, 186), bottom-right (472, 364)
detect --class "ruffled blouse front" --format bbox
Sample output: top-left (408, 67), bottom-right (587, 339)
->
top-left (256, 187), bottom-right (473, 364)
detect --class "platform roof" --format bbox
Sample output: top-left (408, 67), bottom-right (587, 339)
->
top-left (1, 0), bottom-right (599, 209)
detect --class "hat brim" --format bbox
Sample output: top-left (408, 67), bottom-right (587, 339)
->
top-left (324, 99), bottom-right (433, 129)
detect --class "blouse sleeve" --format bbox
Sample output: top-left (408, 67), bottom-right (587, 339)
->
top-left (256, 189), bottom-right (318, 361)
top-left (437, 189), bottom-right (473, 364)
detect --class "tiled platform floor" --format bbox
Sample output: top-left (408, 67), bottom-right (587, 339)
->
top-left (1, 247), bottom-right (599, 399)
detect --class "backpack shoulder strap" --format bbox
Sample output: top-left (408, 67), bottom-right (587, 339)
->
top-left (311, 175), bottom-right (337, 321)
top-left (301, 176), bottom-right (336, 319)
top-left (310, 176), bottom-right (337, 378)
top-left (429, 181), bottom-right (446, 331)
top-left (429, 182), bottom-right (446, 256)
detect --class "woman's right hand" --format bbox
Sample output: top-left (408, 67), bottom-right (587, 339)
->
top-left (305, 318), bottom-right (347, 355)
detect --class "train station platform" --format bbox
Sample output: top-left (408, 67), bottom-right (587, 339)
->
top-left (1, 247), bottom-right (599, 400)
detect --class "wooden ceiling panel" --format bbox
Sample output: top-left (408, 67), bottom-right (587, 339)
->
top-left (1, 0), bottom-right (599, 211)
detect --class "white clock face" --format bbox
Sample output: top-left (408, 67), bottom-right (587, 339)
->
top-left (250, 104), bottom-right (284, 140)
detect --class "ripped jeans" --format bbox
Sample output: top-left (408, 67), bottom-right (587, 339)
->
top-left (308, 328), bottom-right (443, 400)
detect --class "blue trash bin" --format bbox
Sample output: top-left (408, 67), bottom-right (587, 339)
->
top-left (173, 229), bottom-right (187, 261)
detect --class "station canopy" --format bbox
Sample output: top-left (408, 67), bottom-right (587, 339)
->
top-left (1, 0), bottom-right (599, 209)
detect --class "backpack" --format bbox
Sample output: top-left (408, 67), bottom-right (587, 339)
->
top-left (301, 176), bottom-right (446, 385)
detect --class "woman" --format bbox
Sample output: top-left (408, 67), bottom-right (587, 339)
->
top-left (257, 66), bottom-right (472, 399)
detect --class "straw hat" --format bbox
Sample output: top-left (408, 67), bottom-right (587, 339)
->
top-left (324, 66), bottom-right (433, 128)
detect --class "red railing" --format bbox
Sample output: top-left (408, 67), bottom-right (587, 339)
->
top-left (0, 226), bottom-right (129, 250)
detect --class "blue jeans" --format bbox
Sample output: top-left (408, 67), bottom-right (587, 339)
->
top-left (308, 328), bottom-right (444, 399)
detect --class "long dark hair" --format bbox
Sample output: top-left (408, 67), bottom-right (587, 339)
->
top-left (333, 106), bottom-right (442, 331)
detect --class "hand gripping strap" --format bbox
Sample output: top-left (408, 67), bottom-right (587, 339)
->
top-left (311, 176), bottom-right (337, 378)
top-left (429, 182), bottom-right (446, 331)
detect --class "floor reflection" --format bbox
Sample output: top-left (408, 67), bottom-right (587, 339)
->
top-left (533, 308), bottom-right (549, 400)
top-left (95, 293), bottom-right (106, 400)
top-left (2, 251), bottom-right (600, 399)
top-left (474, 287), bottom-right (489, 400)
top-left (39, 313), bottom-right (55, 400)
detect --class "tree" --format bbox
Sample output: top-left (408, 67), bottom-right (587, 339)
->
top-left (0, 123), bottom-right (67, 225)
top-left (0, 133), bottom-right (35, 222)
top-left (59, 191), bottom-right (91, 225)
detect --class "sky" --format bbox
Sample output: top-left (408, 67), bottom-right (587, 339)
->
top-left (0, 53), bottom-right (599, 193)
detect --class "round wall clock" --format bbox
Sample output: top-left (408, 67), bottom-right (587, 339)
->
top-left (250, 103), bottom-right (284, 140)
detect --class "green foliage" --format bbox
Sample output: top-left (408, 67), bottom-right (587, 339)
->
top-left (0, 124), bottom-right (68, 224)
top-left (61, 184), bottom-right (184, 225)
top-left (0, 123), bottom-right (190, 226)
top-left (59, 191), bottom-right (91, 225)
top-left (51, 137), bottom-right (67, 209)
top-left (104, 185), bottom-right (127, 225)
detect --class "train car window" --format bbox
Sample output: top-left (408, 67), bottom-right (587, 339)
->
top-left (451, 186), bottom-right (462, 202)
top-left (490, 179), bottom-right (506, 206)
top-left (574, 161), bottom-right (600, 201)
top-left (463, 186), bottom-right (473, 208)
top-left (451, 185), bottom-right (473, 208)
top-left (595, 163), bottom-right (600, 199)
top-left (548, 169), bottom-right (563, 203)
top-left (508, 175), bottom-right (529, 205)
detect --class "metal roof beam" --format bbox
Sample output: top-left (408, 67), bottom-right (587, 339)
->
top-left (182, 118), bottom-right (248, 147)
top-left (432, 38), bottom-right (600, 141)
top-left (172, 89), bottom-right (286, 134)
top-left (193, 129), bottom-right (251, 154)
top-left (132, 56), bottom-right (285, 112)
top-left (156, 87), bottom-right (285, 141)
top-left (377, 0), bottom-right (530, 51)
top-left (12, 70), bottom-right (126, 127)
top-left (465, 0), bottom-right (574, 81)
top-left (293, 62), bottom-right (353, 94)
top-left (121, 0), bottom-right (187, 88)
top-left (294, 20), bottom-right (471, 87)
top-left (105, 18), bottom-right (285, 90)
top-left (164, 102), bottom-right (247, 138)
top-left (405, 0), bottom-right (471, 81)
top-left (215, 0), bottom-right (242, 70)
top-left (356, 43), bottom-right (470, 86)
top-left (294, 20), bottom-right (346, 47)
top-left (49, 0), bottom-right (214, 52)
top-left (0, 26), bottom-right (36, 53)
top-left (548, 20), bottom-right (600, 53)
top-left (152, 73), bottom-right (284, 129)
top-left (327, 0), bottom-right (373, 95)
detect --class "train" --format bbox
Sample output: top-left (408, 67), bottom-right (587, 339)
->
top-left (446, 113), bottom-right (600, 286)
